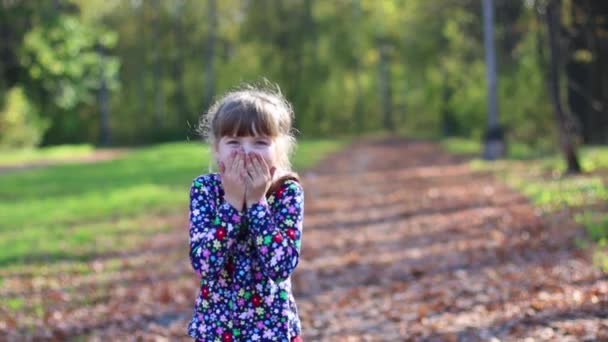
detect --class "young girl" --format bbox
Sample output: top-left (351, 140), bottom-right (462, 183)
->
top-left (187, 83), bottom-right (304, 342)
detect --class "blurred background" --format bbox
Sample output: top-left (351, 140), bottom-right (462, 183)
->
top-left (1, 0), bottom-right (606, 149)
top-left (0, 0), bottom-right (607, 340)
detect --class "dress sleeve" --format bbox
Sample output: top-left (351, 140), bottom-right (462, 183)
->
top-left (188, 175), bottom-right (244, 278)
top-left (246, 180), bottom-right (304, 283)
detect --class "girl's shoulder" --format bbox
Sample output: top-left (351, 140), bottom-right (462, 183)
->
top-left (191, 172), bottom-right (222, 191)
top-left (266, 172), bottom-right (303, 198)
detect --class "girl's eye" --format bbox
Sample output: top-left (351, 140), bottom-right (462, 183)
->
top-left (227, 140), bottom-right (239, 145)
top-left (256, 141), bottom-right (269, 145)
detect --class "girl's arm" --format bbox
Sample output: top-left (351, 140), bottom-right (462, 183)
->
top-left (247, 179), bottom-right (304, 283)
top-left (189, 176), bottom-right (244, 279)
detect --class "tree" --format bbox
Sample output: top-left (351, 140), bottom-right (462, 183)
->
top-left (20, 13), bottom-right (119, 144)
top-left (97, 45), bottom-right (111, 146)
top-left (202, 0), bottom-right (217, 112)
top-left (1, 0), bottom-right (600, 149)
top-left (482, 0), bottom-right (505, 160)
top-left (170, 0), bottom-right (190, 131)
top-left (565, 0), bottom-right (608, 144)
top-left (378, 37), bottom-right (393, 132)
top-left (152, 0), bottom-right (165, 129)
top-left (546, 0), bottom-right (582, 173)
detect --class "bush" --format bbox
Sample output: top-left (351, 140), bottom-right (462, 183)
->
top-left (0, 86), bottom-right (49, 149)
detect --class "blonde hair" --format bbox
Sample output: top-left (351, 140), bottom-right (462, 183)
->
top-left (197, 82), bottom-right (298, 174)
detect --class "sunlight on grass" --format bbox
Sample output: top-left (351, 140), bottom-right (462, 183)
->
top-left (0, 212), bottom-right (175, 266)
top-left (512, 176), bottom-right (607, 210)
top-left (0, 139), bottom-right (346, 267)
top-left (0, 144), bottom-right (95, 165)
top-left (292, 138), bottom-right (347, 170)
top-left (441, 137), bottom-right (482, 155)
top-left (6, 297), bottom-right (25, 311)
top-left (1, 184), bottom-right (184, 230)
top-left (454, 138), bottom-right (608, 271)
top-left (440, 137), bottom-right (577, 161)
top-left (576, 211), bottom-right (608, 243)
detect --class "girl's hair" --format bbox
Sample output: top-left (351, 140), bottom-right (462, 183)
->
top-left (197, 81), bottom-right (300, 188)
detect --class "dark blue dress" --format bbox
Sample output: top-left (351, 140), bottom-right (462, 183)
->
top-left (187, 173), bottom-right (304, 341)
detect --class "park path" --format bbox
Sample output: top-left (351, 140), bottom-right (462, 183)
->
top-left (292, 138), bottom-right (606, 341)
top-left (2, 138), bottom-right (606, 341)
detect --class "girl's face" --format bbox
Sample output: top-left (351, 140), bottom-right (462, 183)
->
top-left (214, 134), bottom-right (276, 171)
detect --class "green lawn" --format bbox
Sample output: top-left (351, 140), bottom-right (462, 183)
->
top-left (0, 139), bottom-right (346, 268)
top-left (442, 138), bottom-right (608, 270)
top-left (0, 144), bottom-right (96, 166)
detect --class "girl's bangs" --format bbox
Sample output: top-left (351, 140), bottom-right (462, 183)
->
top-left (216, 102), bottom-right (278, 138)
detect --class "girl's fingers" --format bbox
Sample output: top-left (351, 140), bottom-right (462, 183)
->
top-left (245, 154), bottom-right (256, 181)
top-left (247, 154), bottom-right (258, 182)
top-left (230, 153), bottom-right (241, 177)
top-left (249, 153), bottom-right (262, 178)
top-left (255, 153), bottom-right (270, 177)
top-left (219, 161), bottom-right (226, 174)
top-left (237, 156), bottom-right (249, 183)
top-left (236, 153), bottom-right (245, 175)
top-left (240, 164), bottom-right (248, 179)
top-left (228, 153), bottom-right (236, 174)
top-left (226, 150), bottom-right (237, 173)
top-left (240, 154), bottom-right (251, 181)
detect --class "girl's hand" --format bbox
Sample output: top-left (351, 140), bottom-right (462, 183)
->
top-left (220, 150), bottom-right (248, 212)
top-left (244, 152), bottom-right (275, 208)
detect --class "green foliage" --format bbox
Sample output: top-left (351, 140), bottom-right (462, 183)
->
top-left (0, 0), bottom-right (598, 149)
top-left (0, 86), bottom-right (49, 149)
top-left (21, 14), bottom-right (119, 110)
top-left (580, 147), bottom-right (608, 171)
top-left (498, 13), bottom-right (555, 150)
top-left (16, 11), bottom-right (120, 144)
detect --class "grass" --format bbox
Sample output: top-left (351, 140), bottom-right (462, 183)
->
top-left (6, 297), bottom-right (25, 312)
top-left (440, 137), bottom-right (556, 159)
top-left (0, 144), bottom-right (96, 166)
top-left (440, 137), bottom-right (483, 155)
top-left (0, 138), bottom-right (346, 267)
top-left (442, 137), bottom-right (608, 270)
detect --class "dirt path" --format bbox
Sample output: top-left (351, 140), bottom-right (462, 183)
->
top-left (2, 138), bottom-right (606, 341)
top-left (293, 138), bottom-right (606, 341)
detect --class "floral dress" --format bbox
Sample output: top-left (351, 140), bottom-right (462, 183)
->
top-left (187, 173), bottom-right (304, 342)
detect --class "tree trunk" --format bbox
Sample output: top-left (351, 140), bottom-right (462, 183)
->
top-left (300, 0), bottom-right (316, 134)
top-left (354, 62), bottom-right (364, 133)
top-left (352, 0), bottom-right (364, 133)
top-left (546, 0), bottom-right (582, 173)
top-left (583, 1), bottom-right (608, 144)
top-left (172, 0), bottom-right (190, 130)
top-left (482, 0), bottom-right (505, 160)
top-left (440, 68), bottom-right (455, 136)
top-left (378, 39), bottom-right (393, 132)
top-left (98, 46), bottom-right (111, 146)
top-left (202, 0), bottom-right (217, 111)
top-left (138, 2), bottom-right (147, 122)
top-left (152, 0), bottom-right (165, 130)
